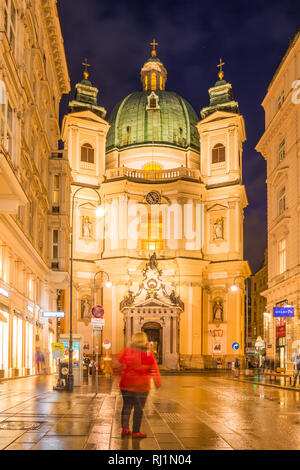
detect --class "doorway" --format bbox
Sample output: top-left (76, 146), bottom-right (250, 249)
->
top-left (142, 322), bottom-right (162, 364)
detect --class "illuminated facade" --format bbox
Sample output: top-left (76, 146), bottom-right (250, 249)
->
top-left (250, 250), bottom-right (267, 352)
top-left (256, 28), bottom-right (300, 370)
top-left (0, 0), bottom-right (70, 378)
top-left (63, 46), bottom-right (250, 369)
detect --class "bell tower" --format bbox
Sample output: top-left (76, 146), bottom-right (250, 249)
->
top-left (61, 59), bottom-right (109, 186)
top-left (198, 59), bottom-right (246, 187)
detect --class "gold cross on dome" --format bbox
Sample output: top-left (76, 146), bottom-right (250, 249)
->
top-left (150, 39), bottom-right (158, 57)
top-left (82, 58), bottom-right (90, 80)
top-left (217, 57), bottom-right (225, 80)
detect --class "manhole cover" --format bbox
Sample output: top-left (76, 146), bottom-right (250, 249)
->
top-left (0, 421), bottom-right (45, 430)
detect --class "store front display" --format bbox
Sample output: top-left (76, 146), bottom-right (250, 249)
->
top-left (0, 310), bottom-right (9, 378)
top-left (13, 314), bottom-right (23, 377)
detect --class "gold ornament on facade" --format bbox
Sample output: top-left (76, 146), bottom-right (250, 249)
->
top-left (217, 57), bottom-right (225, 80)
top-left (150, 39), bottom-right (158, 57)
top-left (82, 58), bottom-right (90, 80)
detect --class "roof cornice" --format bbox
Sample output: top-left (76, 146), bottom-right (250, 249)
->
top-left (41, 0), bottom-right (70, 96)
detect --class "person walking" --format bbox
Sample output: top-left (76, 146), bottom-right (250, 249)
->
top-left (118, 332), bottom-right (161, 438)
top-left (292, 353), bottom-right (300, 387)
top-left (234, 357), bottom-right (240, 378)
top-left (35, 347), bottom-right (41, 374)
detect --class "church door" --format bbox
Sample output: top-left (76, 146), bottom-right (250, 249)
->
top-left (142, 322), bottom-right (162, 365)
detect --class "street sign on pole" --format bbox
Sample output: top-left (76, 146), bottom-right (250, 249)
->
top-left (91, 318), bottom-right (105, 328)
top-left (91, 305), bottom-right (104, 318)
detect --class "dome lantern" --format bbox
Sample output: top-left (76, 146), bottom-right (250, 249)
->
top-left (140, 40), bottom-right (167, 91)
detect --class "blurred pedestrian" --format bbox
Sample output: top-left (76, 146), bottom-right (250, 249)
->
top-left (103, 352), bottom-right (113, 378)
top-left (118, 332), bottom-right (161, 438)
top-left (292, 353), bottom-right (300, 387)
top-left (40, 351), bottom-right (46, 374)
top-left (35, 347), bottom-right (41, 374)
top-left (234, 357), bottom-right (240, 378)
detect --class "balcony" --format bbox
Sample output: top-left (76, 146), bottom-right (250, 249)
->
top-left (105, 166), bottom-right (201, 183)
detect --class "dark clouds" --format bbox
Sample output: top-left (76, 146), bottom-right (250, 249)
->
top-left (58, 0), bottom-right (300, 272)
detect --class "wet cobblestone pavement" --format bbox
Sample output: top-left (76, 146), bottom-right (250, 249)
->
top-left (0, 372), bottom-right (300, 450)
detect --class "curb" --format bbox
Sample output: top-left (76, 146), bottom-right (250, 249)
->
top-left (228, 375), bottom-right (300, 392)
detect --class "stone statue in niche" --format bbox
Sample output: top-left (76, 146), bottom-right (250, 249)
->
top-left (81, 298), bottom-right (91, 319)
top-left (213, 298), bottom-right (223, 322)
top-left (82, 216), bottom-right (92, 238)
top-left (213, 217), bottom-right (224, 240)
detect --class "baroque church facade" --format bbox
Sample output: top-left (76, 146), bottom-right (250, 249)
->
top-left (61, 47), bottom-right (250, 369)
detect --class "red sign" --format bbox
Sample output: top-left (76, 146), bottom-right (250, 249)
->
top-left (276, 325), bottom-right (286, 338)
top-left (91, 305), bottom-right (104, 318)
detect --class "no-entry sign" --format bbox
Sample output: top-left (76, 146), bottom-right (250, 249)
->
top-left (91, 305), bottom-right (104, 318)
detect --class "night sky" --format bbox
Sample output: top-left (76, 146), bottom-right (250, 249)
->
top-left (58, 0), bottom-right (300, 273)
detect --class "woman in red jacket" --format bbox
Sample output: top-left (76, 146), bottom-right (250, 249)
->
top-left (118, 331), bottom-right (161, 438)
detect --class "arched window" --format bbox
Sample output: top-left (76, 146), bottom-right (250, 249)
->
top-left (159, 75), bottom-right (163, 90)
top-left (81, 143), bottom-right (94, 163)
top-left (151, 72), bottom-right (156, 91)
top-left (144, 75), bottom-right (148, 91)
top-left (212, 143), bottom-right (225, 164)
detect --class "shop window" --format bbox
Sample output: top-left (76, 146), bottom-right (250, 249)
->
top-left (212, 143), bottom-right (225, 164)
top-left (81, 143), bottom-right (94, 164)
top-left (0, 311), bottom-right (9, 375)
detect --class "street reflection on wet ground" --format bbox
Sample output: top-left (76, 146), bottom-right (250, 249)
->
top-left (0, 372), bottom-right (300, 450)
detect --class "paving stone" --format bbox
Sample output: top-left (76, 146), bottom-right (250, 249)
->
top-left (32, 436), bottom-right (87, 450)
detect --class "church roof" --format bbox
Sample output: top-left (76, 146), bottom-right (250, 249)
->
top-left (106, 90), bottom-right (200, 153)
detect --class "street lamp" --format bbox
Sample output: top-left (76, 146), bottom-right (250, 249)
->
top-left (67, 185), bottom-right (104, 392)
top-left (231, 275), bottom-right (250, 366)
top-left (93, 270), bottom-right (111, 395)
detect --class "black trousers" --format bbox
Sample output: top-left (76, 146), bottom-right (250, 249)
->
top-left (121, 389), bottom-right (149, 433)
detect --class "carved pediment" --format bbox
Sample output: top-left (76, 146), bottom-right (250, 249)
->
top-left (120, 253), bottom-right (184, 311)
top-left (206, 203), bottom-right (228, 212)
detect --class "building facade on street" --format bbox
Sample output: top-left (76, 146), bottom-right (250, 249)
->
top-left (0, 0), bottom-right (70, 378)
top-left (256, 28), bottom-right (300, 371)
top-left (62, 47), bottom-right (250, 369)
top-left (249, 250), bottom-right (268, 362)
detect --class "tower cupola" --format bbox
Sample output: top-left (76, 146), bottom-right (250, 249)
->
top-left (140, 39), bottom-right (167, 91)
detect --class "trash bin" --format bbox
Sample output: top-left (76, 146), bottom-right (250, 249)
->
top-left (53, 362), bottom-right (69, 390)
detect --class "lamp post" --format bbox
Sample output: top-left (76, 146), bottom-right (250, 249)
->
top-left (231, 275), bottom-right (249, 367)
top-left (67, 185), bottom-right (104, 392)
top-left (93, 270), bottom-right (111, 395)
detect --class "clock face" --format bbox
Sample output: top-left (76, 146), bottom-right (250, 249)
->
top-left (146, 191), bottom-right (160, 205)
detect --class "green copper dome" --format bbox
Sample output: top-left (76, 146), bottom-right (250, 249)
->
top-left (106, 90), bottom-right (200, 153)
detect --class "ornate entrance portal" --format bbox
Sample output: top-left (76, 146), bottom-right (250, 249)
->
top-left (120, 253), bottom-right (184, 369)
top-left (142, 322), bottom-right (162, 364)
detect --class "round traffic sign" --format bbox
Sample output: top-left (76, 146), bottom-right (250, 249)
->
top-left (91, 305), bottom-right (104, 318)
top-left (232, 342), bottom-right (239, 350)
